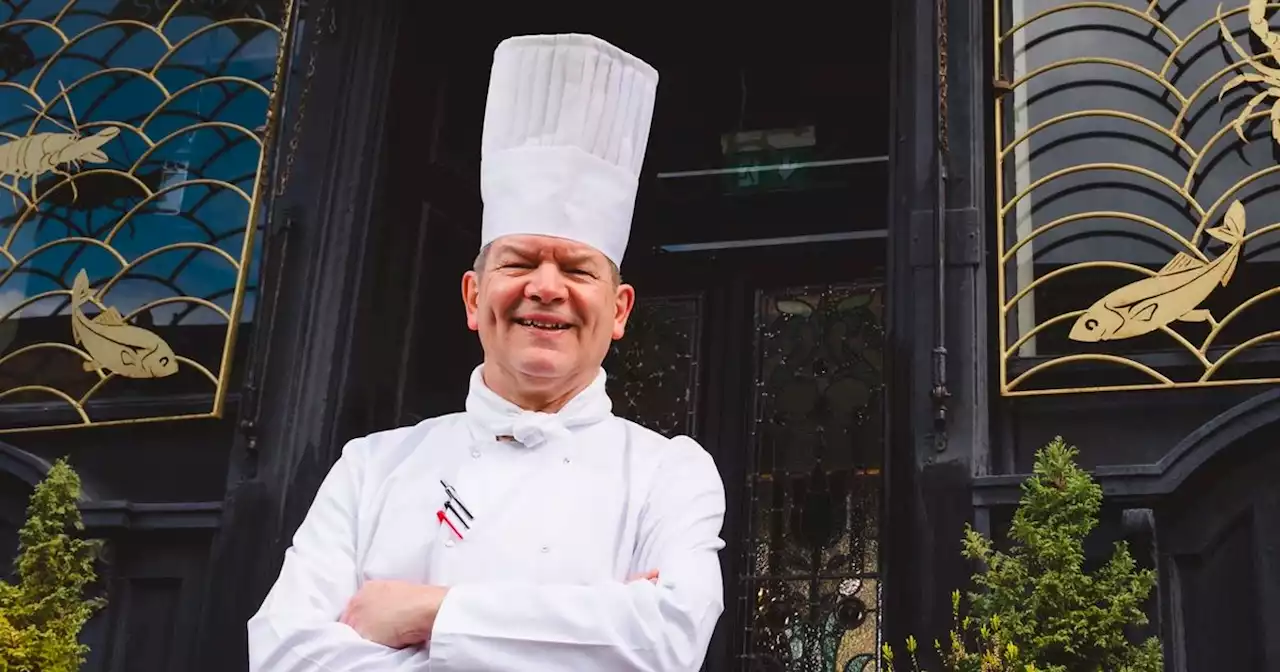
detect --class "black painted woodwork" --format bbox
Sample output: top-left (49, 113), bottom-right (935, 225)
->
top-left (881, 0), bottom-right (993, 656)
top-left (190, 0), bottom-right (407, 669)
top-left (0, 1), bottom-right (1276, 669)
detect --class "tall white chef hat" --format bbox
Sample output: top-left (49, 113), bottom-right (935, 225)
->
top-left (479, 33), bottom-right (659, 268)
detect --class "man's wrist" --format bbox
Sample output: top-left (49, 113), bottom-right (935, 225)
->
top-left (414, 585), bottom-right (450, 644)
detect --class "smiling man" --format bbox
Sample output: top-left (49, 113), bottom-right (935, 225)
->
top-left (246, 33), bottom-right (729, 671)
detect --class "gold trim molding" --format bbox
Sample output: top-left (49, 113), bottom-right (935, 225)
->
top-left (995, 0), bottom-right (1280, 396)
top-left (0, 1), bottom-right (293, 431)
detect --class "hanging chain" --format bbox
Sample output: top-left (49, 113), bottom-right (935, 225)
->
top-left (238, 0), bottom-right (334, 446)
top-left (937, 0), bottom-right (950, 157)
top-left (274, 0), bottom-right (333, 197)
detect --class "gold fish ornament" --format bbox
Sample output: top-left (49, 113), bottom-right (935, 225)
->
top-left (70, 269), bottom-right (179, 379)
top-left (1069, 200), bottom-right (1247, 343)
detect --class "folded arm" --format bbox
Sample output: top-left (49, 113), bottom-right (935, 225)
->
top-left (427, 436), bottom-right (727, 672)
top-left (246, 439), bottom-right (432, 672)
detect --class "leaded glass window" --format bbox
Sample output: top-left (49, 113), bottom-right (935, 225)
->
top-left (741, 283), bottom-right (885, 672)
top-left (604, 294), bottom-right (703, 438)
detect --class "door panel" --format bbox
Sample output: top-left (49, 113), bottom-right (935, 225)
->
top-left (610, 240), bottom-right (886, 672)
top-left (384, 16), bottom-right (892, 669)
top-left (741, 282), bottom-right (884, 672)
top-left (1158, 437), bottom-right (1280, 672)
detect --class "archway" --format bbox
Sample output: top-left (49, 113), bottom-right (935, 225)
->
top-left (1156, 391), bottom-right (1280, 671)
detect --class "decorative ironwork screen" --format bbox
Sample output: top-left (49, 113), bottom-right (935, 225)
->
top-left (996, 0), bottom-right (1280, 396)
top-left (603, 293), bottom-right (703, 438)
top-left (0, 0), bottom-right (290, 431)
top-left (740, 283), bottom-right (884, 672)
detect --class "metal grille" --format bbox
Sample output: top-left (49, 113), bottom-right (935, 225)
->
top-left (0, 0), bottom-right (292, 431)
top-left (995, 0), bottom-right (1280, 396)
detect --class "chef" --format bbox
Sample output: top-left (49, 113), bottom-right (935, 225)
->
top-left (246, 33), bottom-right (727, 671)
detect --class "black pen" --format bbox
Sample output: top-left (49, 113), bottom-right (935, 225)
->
top-left (440, 480), bottom-right (474, 520)
top-left (444, 501), bottom-right (470, 529)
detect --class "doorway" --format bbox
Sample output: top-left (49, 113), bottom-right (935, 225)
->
top-left (379, 13), bottom-right (891, 671)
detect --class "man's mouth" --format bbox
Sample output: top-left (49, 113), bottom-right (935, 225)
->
top-left (513, 317), bottom-right (572, 331)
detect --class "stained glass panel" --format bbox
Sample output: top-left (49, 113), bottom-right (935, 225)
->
top-left (603, 293), bottom-right (703, 437)
top-left (741, 282), bottom-right (885, 672)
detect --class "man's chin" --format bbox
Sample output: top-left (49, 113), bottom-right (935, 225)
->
top-left (499, 349), bottom-right (569, 378)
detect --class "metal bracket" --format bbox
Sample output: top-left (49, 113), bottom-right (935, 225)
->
top-left (946, 206), bottom-right (981, 267)
top-left (908, 207), bottom-right (982, 269)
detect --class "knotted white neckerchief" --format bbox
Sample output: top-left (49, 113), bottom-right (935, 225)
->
top-left (464, 365), bottom-right (614, 448)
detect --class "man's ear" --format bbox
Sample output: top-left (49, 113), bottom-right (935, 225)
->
top-left (461, 270), bottom-right (480, 332)
top-left (612, 283), bottom-right (636, 340)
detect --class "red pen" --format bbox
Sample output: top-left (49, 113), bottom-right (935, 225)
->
top-left (437, 509), bottom-right (463, 540)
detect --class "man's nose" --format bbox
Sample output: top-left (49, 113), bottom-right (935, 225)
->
top-left (524, 263), bottom-right (568, 302)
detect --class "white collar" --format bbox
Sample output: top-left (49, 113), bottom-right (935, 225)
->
top-left (464, 365), bottom-right (613, 448)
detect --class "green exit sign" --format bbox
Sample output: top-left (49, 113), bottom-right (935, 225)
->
top-left (721, 126), bottom-right (817, 195)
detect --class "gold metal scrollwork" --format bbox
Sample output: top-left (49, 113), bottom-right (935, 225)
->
top-left (0, 1), bottom-right (293, 431)
top-left (995, 0), bottom-right (1280, 396)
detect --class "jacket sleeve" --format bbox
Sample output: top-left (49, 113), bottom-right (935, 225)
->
top-left (246, 438), bottom-right (432, 671)
top-left (426, 436), bottom-right (727, 672)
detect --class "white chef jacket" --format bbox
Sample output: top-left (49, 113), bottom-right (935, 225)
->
top-left (247, 365), bottom-right (727, 671)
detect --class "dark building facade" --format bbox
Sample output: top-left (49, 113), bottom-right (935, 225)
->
top-left (0, 0), bottom-right (1276, 670)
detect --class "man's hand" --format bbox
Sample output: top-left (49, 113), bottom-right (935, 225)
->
top-left (627, 569), bottom-right (659, 583)
top-left (340, 573), bottom-right (654, 648)
top-left (339, 580), bottom-right (450, 649)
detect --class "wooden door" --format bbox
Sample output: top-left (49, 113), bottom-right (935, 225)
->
top-left (381, 12), bottom-right (892, 670)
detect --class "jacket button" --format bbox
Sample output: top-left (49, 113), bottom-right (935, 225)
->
top-left (444, 539), bottom-right (455, 548)
top-left (540, 545), bottom-right (550, 553)
top-left (471, 449), bottom-right (481, 458)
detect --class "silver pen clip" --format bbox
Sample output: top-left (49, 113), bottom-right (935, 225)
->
top-left (440, 479), bottom-right (474, 521)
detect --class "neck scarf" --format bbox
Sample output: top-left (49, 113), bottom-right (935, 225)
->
top-left (464, 365), bottom-right (614, 448)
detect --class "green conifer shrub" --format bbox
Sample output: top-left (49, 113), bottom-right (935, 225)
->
top-left (883, 436), bottom-right (1163, 672)
top-left (0, 457), bottom-right (105, 671)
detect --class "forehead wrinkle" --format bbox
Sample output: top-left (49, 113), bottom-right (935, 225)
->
top-left (559, 251), bottom-right (602, 267)
top-left (493, 241), bottom-right (602, 267)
